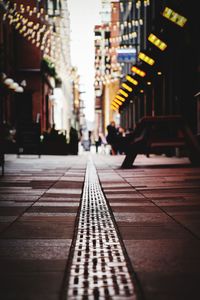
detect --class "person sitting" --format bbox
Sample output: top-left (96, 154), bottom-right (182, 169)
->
top-left (106, 121), bottom-right (118, 155)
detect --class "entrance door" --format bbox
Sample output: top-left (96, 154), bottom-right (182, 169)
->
top-left (15, 91), bottom-right (33, 124)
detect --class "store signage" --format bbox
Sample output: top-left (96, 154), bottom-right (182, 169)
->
top-left (116, 48), bottom-right (136, 63)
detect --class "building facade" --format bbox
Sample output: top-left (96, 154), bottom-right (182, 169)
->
top-left (94, 0), bottom-right (199, 137)
top-left (94, 0), bottom-right (122, 137)
top-left (118, 0), bottom-right (199, 134)
top-left (0, 0), bottom-right (77, 152)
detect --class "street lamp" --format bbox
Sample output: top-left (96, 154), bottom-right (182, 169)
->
top-left (2, 75), bottom-right (24, 93)
top-left (15, 86), bottom-right (24, 93)
top-left (4, 78), bottom-right (14, 86)
top-left (9, 82), bottom-right (19, 90)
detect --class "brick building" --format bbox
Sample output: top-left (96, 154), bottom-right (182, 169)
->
top-left (0, 0), bottom-right (74, 153)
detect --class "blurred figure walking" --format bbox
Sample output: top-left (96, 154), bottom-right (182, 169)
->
top-left (95, 135), bottom-right (102, 153)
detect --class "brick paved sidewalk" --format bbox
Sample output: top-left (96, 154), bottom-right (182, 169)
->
top-left (96, 154), bottom-right (200, 300)
top-left (0, 153), bottom-right (200, 299)
top-left (0, 154), bottom-right (87, 300)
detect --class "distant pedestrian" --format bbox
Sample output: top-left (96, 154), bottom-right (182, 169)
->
top-left (95, 135), bottom-right (102, 153)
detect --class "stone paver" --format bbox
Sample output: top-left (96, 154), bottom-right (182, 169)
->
top-left (0, 155), bottom-right (86, 300)
top-left (0, 153), bottom-right (200, 299)
top-left (96, 154), bottom-right (200, 300)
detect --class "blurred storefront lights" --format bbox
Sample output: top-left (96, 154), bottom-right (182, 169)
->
top-left (113, 99), bottom-right (123, 106)
top-left (112, 101), bottom-right (119, 109)
top-left (126, 75), bottom-right (138, 85)
top-left (162, 7), bottom-right (187, 27)
top-left (131, 66), bottom-right (146, 77)
top-left (148, 33), bottom-right (167, 51)
top-left (138, 52), bottom-right (155, 65)
top-left (116, 95), bottom-right (126, 102)
top-left (122, 83), bottom-right (133, 92)
top-left (118, 89), bottom-right (129, 97)
top-left (111, 105), bottom-right (118, 111)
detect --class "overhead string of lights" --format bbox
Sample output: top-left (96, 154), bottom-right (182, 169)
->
top-left (116, 0), bottom-right (150, 12)
top-left (99, 19), bottom-right (144, 46)
top-left (3, 3), bottom-right (51, 52)
top-left (2, 1), bottom-right (71, 77)
top-left (95, 0), bottom-right (151, 97)
top-left (95, 0), bottom-right (147, 90)
top-left (135, 0), bottom-right (150, 9)
top-left (103, 19), bottom-right (144, 31)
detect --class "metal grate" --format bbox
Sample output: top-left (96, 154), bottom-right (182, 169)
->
top-left (66, 159), bottom-right (137, 299)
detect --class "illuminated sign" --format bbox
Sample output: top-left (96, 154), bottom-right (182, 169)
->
top-left (116, 48), bottom-right (137, 63)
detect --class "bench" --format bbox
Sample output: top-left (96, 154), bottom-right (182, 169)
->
top-left (121, 115), bottom-right (200, 168)
top-left (0, 126), bottom-right (5, 175)
top-left (0, 153), bottom-right (4, 176)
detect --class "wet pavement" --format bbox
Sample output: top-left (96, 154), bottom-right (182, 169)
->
top-left (0, 153), bottom-right (200, 300)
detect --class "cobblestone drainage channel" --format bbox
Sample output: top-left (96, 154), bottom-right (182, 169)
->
top-left (64, 159), bottom-right (139, 300)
